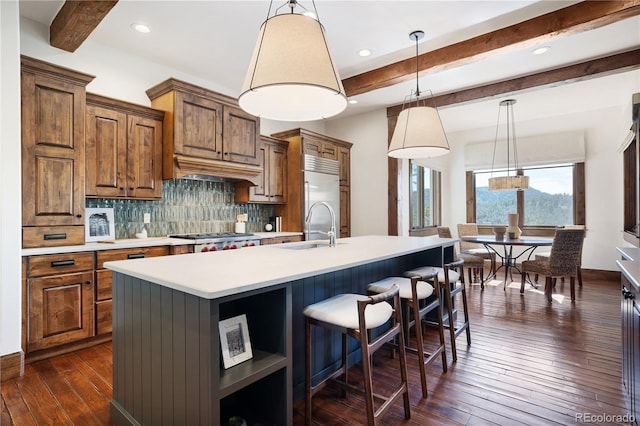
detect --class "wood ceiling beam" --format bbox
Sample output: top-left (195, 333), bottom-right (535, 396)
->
top-left (386, 49), bottom-right (640, 117)
top-left (50, 0), bottom-right (118, 52)
top-left (344, 0), bottom-right (640, 97)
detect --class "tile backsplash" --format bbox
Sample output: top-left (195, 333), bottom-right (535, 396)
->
top-left (86, 179), bottom-right (274, 239)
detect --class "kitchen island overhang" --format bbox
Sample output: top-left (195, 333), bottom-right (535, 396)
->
top-left (106, 235), bottom-right (456, 426)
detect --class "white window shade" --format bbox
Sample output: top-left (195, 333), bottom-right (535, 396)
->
top-left (464, 130), bottom-right (585, 171)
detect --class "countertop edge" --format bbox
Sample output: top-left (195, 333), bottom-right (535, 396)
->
top-left (105, 236), bottom-right (457, 300)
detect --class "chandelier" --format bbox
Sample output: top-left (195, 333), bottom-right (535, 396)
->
top-left (488, 99), bottom-right (529, 191)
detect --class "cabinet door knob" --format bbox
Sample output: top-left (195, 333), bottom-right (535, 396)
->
top-left (119, 187), bottom-right (124, 191)
top-left (129, 187), bottom-right (134, 191)
top-left (85, 280), bottom-right (92, 285)
top-left (76, 214), bottom-right (82, 218)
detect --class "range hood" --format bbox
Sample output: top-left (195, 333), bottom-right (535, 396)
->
top-left (170, 155), bottom-right (262, 185)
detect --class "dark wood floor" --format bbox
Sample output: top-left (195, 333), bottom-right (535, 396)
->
top-left (1, 272), bottom-right (629, 425)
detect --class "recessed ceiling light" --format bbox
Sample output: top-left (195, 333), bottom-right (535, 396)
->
top-left (532, 46), bottom-right (550, 55)
top-left (358, 49), bottom-right (372, 57)
top-left (131, 23), bottom-right (151, 33)
top-left (348, 99), bottom-right (358, 104)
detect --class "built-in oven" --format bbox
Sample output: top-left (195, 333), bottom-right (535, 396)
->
top-left (169, 232), bottom-right (261, 252)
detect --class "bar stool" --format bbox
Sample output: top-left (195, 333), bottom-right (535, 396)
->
top-left (404, 261), bottom-right (471, 363)
top-left (367, 273), bottom-right (447, 398)
top-left (303, 285), bottom-right (410, 426)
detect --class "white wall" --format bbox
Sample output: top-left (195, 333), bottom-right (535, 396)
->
top-left (1, 0), bottom-right (23, 357)
top-left (326, 109), bottom-right (389, 236)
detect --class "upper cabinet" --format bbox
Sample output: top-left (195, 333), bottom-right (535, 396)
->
top-left (146, 79), bottom-right (262, 184)
top-left (21, 56), bottom-right (94, 248)
top-left (86, 94), bottom-right (164, 199)
top-left (236, 136), bottom-right (288, 204)
top-left (271, 128), bottom-right (352, 237)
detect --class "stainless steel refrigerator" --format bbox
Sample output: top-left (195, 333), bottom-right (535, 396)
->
top-left (303, 154), bottom-right (340, 241)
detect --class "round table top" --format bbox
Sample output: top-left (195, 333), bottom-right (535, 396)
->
top-left (459, 235), bottom-right (553, 246)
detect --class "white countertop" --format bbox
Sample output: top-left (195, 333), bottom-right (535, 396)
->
top-left (617, 246), bottom-right (640, 262)
top-left (21, 232), bottom-right (304, 256)
top-left (105, 235), bottom-right (455, 300)
top-left (22, 237), bottom-right (194, 256)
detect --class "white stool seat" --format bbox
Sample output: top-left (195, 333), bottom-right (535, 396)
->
top-left (303, 294), bottom-right (393, 330)
top-left (368, 277), bottom-right (434, 300)
top-left (437, 268), bottom-right (460, 284)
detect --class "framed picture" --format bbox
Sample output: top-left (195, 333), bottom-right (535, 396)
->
top-left (219, 314), bottom-right (253, 369)
top-left (85, 208), bottom-right (116, 242)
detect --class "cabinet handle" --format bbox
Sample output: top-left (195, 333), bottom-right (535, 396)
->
top-left (44, 233), bottom-right (67, 240)
top-left (85, 280), bottom-right (92, 285)
top-left (623, 287), bottom-right (635, 300)
top-left (127, 253), bottom-right (145, 259)
top-left (51, 259), bottom-right (75, 267)
top-left (120, 187), bottom-right (124, 191)
top-left (76, 214), bottom-right (82, 218)
top-left (129, 187), bottom-right (134, 191)
top-left (224, 152), bottom-right (229, 155)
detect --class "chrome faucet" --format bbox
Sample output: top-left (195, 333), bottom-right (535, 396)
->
top-left (305, 201), bottom-right (337, 247)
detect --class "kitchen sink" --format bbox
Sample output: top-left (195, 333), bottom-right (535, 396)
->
top-left (278, 241), bottom-right (343, 250)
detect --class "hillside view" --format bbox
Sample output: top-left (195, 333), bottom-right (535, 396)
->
top-left (475, 186), bottom-right (573, 226)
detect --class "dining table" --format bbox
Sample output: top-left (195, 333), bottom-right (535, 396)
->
top-left (459, 235), bottom-right (554, 289)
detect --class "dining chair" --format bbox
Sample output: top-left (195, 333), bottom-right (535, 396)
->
top-left (533, 225), bottom-right (585, 287)
top-left (457, 223), bottom-right (496, 276)
top-left (437, 226), bottom-right (485, 285)
top-left (520, 228), bottom-right (586, 302)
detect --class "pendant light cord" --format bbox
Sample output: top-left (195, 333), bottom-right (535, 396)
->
top-left (414, 34), bottom-right (420, 98)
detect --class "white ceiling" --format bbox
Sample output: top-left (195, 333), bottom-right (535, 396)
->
top-left (18, 0), bottom-right (640, 130)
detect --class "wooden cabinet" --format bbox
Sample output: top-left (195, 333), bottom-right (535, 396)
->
top-left (94, 246), bottom-right (169, 335)
top-left (25, 252), bottom-right (95, 353)
top-left (235, 136), bottom-right (288, 204)
top-left (146, 78), bottom-right (262, 183)
top-left (302, 133), bottom-right (338, 160)
top-left (271, 128), bottom-right (352, 237)
top-left (85, 94), bottom-right (164, 199)
top-left (622, 273), bottom-right (640, 423)
top-left (21, 56), bottom-right (94, 248)
top-left (260, 235), bottom-right (304, 245)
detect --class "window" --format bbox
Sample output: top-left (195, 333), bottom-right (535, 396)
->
top-left (410, 162), bottom-right (441, 229)
top-left (471, 163), bottom-right (582, 229)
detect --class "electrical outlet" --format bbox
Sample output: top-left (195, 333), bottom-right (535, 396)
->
top-left (144, 213), bottom-right (151, 224)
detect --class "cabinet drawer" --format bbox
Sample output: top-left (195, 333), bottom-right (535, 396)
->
top-left (96, 269), bottom-right (112, 301)
top-left (23, 226), bottom-right (85, 248)
top-left (96, 246), bottom-right (169, 269)
top-left (96, 300), bottom-right (112, 335)
top-left (27, 252), bottom-right (94, 278)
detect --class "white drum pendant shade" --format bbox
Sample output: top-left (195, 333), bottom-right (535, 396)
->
top-left (239, 13), bottom-right (347, 122)
top-left (388, 106), bottom-right (450, 159)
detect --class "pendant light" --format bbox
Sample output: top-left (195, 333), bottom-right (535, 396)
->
top-left (488, 99), bottom-right (529, 191)
top-left (239, 0), bottom-right (347, 122)
top-left (388, 30), bottom-right (450, 159)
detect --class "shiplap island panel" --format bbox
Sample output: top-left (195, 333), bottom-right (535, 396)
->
top-left (106, 235), bottom-right (456, 425)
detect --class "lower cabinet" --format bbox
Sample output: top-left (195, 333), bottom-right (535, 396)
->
top-left (260, 235), bottom-right (304, 245)
top-left (25, 252), bottom-right (95, 353)
top-left (622, 274), bottom-right (640, 424)
top-left (23, 244), bottom-right (182, 359)
top-left (95, 246), bottom-right (169, 335)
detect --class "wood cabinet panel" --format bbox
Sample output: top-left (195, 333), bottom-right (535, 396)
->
top-left (340, 186), bottom-right (351, 238)
top-left (22, 70), bottom-right (89, 228)
top-left (85, 104), bottom-right (127, 197)
top-left (175, 91), bottom-right (223, 160)
top-left (223, 106), bottom-right (259, 165)
top-left (94, 246), bottom-right (170, 336)
top-left (260, 235), bottom-right (304, 245)
top-left (22, 225), bottom-right (85, 248)
top-left (95, 300), bottom-right (112, 335)
top-left (28, 252), bottom-right (94, 277)
top-left (27, 271), bottom-right (94, 352)
top-left (147, 79), bottom-right (260, 181)
top-left (235, 136), bottom-right (288, 204)
top-left (86, 94), bottom-right (163, 199)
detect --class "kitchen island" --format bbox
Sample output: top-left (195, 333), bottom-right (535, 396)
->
top-left (105, 235), bottom-right (455, 426)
